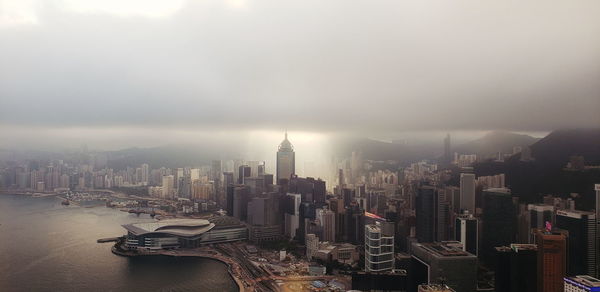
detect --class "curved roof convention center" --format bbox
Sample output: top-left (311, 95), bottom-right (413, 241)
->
top-left (122, 219), bottom-right (215, 238)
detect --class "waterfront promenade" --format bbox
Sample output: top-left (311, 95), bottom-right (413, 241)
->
top-left (109, 240), bottom-right (352, 292)
top-left (160, 248), bottom-right (250, 292)
top-left (111, 244), bottom-right (258, 292)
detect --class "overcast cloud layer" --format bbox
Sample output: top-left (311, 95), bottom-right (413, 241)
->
top-left (1, 0), bottom-right (599, 142)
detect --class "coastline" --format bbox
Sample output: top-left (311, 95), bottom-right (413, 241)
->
top-left (2, 193), bottom-right (245, 291)
top-left (0, 191), bottom-right (59, 197)
top-left (6, 192), bottom-right (267, 291)
top-left (111, 246), bottom-right (247, 292)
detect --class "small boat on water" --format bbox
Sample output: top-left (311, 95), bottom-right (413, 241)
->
top-left (61, 200), bottom-right (70, 206)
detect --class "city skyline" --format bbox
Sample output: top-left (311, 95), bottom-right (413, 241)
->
top-left (1, 1), bottom-right (600, 291)
top-left (1, 125), bottom-right (600, 291)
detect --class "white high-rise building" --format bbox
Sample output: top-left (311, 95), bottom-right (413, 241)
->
top-left (162, 175), bottom-right (174, 199)
top-left (306, 233), bottom-right (319, 260)
top-left (190, 168), bottom-right (201, 182)
top-left (365, 221), bottom-right (395, 272)
top-left (460, 173), bottom-right (476, 214)
top-left (316, 208), bottom-right (336, 243)
top-left (141, 163), bottom-right (149, 185)
top-left (211, 160), bottom-right (222, 181)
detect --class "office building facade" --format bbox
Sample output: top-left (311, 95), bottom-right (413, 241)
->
top-left (555, 210), bottom-right (597, 278)
top-left (495, 244), bottom-right (537, 292)
top-left (535, 230), bottom-right (567, 292)
top-left (416, 186), bottom-right (435, 243)
top-left (455, 212), bottom-right (478, 256)
top-left (481, 188), bottom-right (516, 266)
top-left (459, 173), bottom-right (475, 214)
top-left (364, 221), bottom-right (395, 272)
top-left (317, 207), bottom-right (336, 242)
top-left (410, 241), bottom-right (478, 292)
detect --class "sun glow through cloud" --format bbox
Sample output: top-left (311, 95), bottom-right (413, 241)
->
top-left (0, 0), bottom-right (186, 26)
top-left (61, 0), bottom-right (185, 18)
top-left (0, 0), bottom-right (38, 26)
top-left (225, 0), bottom-right (247, 9)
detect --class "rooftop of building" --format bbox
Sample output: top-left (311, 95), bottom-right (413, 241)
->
top-left (365, 224), bottom-right (381, 232)
top-left (495, 244), bottom-right (537, 252)
top-left (535, 229), bottom-right (567, 240)
top-left (207, 215), bottom-right (245, 228)
top-left (510, 243), bottom-right (537, 251)
top-left (494, 246), bottom-right (512, 252)
top-left (413, 242), bottom-right (475, 258)
top-left (278, 131), bottom-right (294, 152)
top-left (353, 269), bottom-right (407, 276)
top-left (122, 219), bottom-right (215, 237)
top-left (527, 203), bottom-right (554, 211)
top-left (565, 275), bottom-right (600, 289)
top-left (418, 284), bottom-right (456, 291)
top-left (395, 253), bottom-right (412, 261)
top-left (483, 187), bottom-right (511, 194)
top-left (365, 222), bottom-right (394, 237)
top-left (556, 209), bottom-right (596, 218)
top-left (456, 211), bottom-right (476, 219)
top-left (318, 242), bottom-right (357, 250)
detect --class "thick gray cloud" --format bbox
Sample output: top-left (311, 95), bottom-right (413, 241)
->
top-left (1, 0), bottom-right (599, 136)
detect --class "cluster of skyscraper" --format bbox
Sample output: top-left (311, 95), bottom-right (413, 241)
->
top-left (0, 158), bottom-right (153, 192)
top-left (2, 133), bottom-right (599, 292)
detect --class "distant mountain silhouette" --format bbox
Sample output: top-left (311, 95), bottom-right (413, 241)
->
top-left (105, 143), bottom-right (240, 169)
top-left (529, 128), bottom-right (600, 166)
top-left (333, 131), bottom-right (540, 165)
top-left (474, 128), bottom-right (600, 208)
top-left (455, 131), bottom-right (539, 158)
top-left (332, 137), bottom-right (438, 165)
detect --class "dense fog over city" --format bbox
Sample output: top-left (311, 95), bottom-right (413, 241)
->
top-left (2, 2), bottom-right (600, 291)
top-left (1, 0), bottom-right (599, 152)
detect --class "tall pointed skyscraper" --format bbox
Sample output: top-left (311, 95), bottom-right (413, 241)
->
top-left (276, 131), bottom-right (295, 184)
top-left (443, 133), bottom-right (451, 165)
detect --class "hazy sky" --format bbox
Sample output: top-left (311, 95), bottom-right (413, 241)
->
top-left (1, 0), bottom-right (599, 150)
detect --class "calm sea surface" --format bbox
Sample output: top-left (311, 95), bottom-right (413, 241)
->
top-left (0, 194), bottom-right (238, 292)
